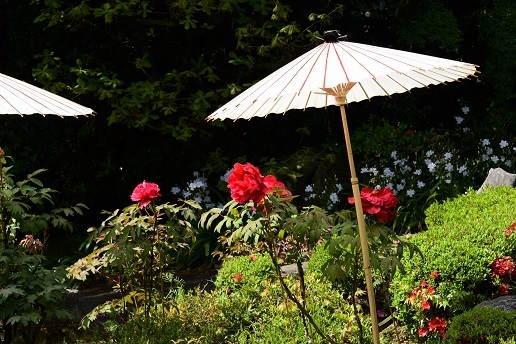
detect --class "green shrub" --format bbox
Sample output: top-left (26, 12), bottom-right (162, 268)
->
top-left (390, 186), bottom-right (516, 335)
top-left (445, 307), bottom-right (516, 343)
top-left (79, 263), bottom-right (371, 344)
top-left (239, 273), bottom-right (372, 344)
top-left (305, 241), bottom-right (357, 296)
top-left (213, 253), bottom-right (276, 297)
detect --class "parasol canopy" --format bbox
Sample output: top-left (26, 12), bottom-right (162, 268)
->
top-left (0, 72), bottom-right (95, 117)
top-left (207, 31), bottom-right (477, 121)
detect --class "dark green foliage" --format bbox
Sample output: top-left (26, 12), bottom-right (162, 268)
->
top-left (445, 307), bottom-right (516, 344)
top-left (390, 186), bottom-right (516, 331)
top-left (0, 155), bottom-right (83, 343)
top-left (0, 247), bottom-right (71, 343)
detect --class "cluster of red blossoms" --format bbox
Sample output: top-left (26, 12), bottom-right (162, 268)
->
top-left (491, 256), bottom-right (516, 295)
top-left (227, 162), bottom-right (291, 205)
top-left (504, 221), bottom-right (516, 236)
top-left (406, 272), bottom-right (448, 339)
top-left (348, 186), bottom-right (398, 222)
top-left (131, 181), bottom-right (161, 209)
top-left (418, 316), bottom-right (447, 338)
top-left (407, 280), bottom-right (435, 311)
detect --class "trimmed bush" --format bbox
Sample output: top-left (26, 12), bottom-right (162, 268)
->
top-left (213, 253), bottom-right (276, 297)
top-left (445, 306), bottom-right (516, 343)
top-left (390, 186), bottom-right (516, 333)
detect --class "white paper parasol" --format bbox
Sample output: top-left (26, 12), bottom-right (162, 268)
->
top-left (0, 72), bottom-right (95, 117)
top-left (207, 30), bottom-right (479, 342)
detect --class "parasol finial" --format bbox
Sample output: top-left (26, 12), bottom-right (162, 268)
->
top-left (319, 30), bottom-right (349, 43)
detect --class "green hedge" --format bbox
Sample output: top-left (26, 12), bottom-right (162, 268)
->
top-left (390, 186), bottom-right (516, 328)
top-left (445, 306), bottom-right (516, 343)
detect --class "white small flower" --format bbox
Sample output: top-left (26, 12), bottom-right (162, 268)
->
top-left (417, 181), bottom-right (425, 188)
top-left (482, 155), bottom-right (489, 161)
top-left (444, 152), bottom-right (453, 160)
top-left (500, 140), bottom-right (509, 148)
top-left (193, 171), bottom-right (200, 177)
top-left (220, 170), bottom-right (231, 182)
top-left (426, 150), bottom-right (434, 158)
top-left (445, 163), bottom-right (454, 172)
top-left (455, 116), bottom-right (464, 124)
top-left (414, 169), bottom-right (422, 176)
top-left (462, 127), bottom-right (471, 133)
top-left (371, 167), bottom-right (379, 176)
top-left (171, 186), bottom-right (181, 194)
top-left (386, 183), bottom-right (394, 191)
top-left (183, 191), bottom-right (191, 198)
top-left (427, 162), bottom-right (437, 173)
top-left (445, 179), bottom-right (451, 184)
top-left (396, 184), bottom-right (404, 191)
top-left (461, 106), bottom-right (470, 114)
top-left (487, 147), bottom-right (493, 155)
top-left (491, 156), bottom-right (499, 163)
top-left (194, 196), bottom-right (203, 203)
top-left (336, 183), bottom-right (343, 192)
top-left (481, 139), bottom-right (490, 146)
top-left (360, 167), bottom-right (369, 174)
top-left (305, 185), bottom-right (313, 193)
top-left (505, 161), bottom-right (512, 167)
top-left (406, 189), bottom-right (415, 197)
top-left (393, 159), bottom-right (401, 166)
top-left (330, 193), bottom-right (339, 203)
top-left (383, 168), bottom-right (394, 178)
top-left (391, 151), bottom-right (397, 159)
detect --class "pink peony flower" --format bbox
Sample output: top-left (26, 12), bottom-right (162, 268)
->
top-left (131, 181), bottom-right (161, 209)
top-left (233, 273), bottom-right (243, 282)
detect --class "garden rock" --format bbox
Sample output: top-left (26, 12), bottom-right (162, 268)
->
top-left (478, 168), bottom-right (516, 193)
top-left (475, 295), bottom-right (516, 312)
top-left (280, 262), bottom-right (308, 277)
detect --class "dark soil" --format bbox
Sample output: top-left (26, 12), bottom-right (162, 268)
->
top-left (62, 269), bottom-right (218, 322)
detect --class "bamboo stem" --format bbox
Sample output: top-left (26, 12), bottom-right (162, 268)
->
top-left (339, 104), bottom-right (380, 344)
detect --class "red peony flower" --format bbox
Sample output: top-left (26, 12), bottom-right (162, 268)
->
top-left (499, 283), bottom-right (510, 295)
top-left (418, 327), bottom-right (429, 337)
top-left (227, 163), bottom-right (269, 204)
top-left (421, 299), bottom-right (431, 310)
top-left (264, 175), bottom-right (292, 198)
top-left (348, 187), bottom-right (398, 222)
top-left (233, 273), bottom-right (243, 282)
top-left (227, 162), bottom-right (291, 205)
top-left (250, 255), bottom-right (256, 261)
top-left (131, 181), bottom-right (161, 209)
